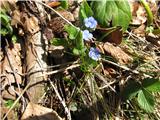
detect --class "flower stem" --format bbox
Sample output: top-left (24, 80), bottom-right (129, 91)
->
top-left (140, 0), bottom-right (153, 26)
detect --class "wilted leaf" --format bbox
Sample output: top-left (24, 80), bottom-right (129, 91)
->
top-left (11, 10), bottom-right (22, 28)
top-left (146, 33), bottom-right (160, 47)
top-left (138, 89), bottom-right (155, 113)
top-left (97, 26), bottom-right (123, 45)
top-left (24, 16), bottom-right (39, 34)
top-left (2, 44), bottom-right (22, 84)
top-left (0, 0), bottom-right (17, 12)
top-left (103, 42), bottom-right (133, 64)
top-left (48, 10), bottom-right (74, 34)
top-left (133, 24), bottom-right (145, 37)
top-left (142, 78), bottom-right (160, 92)
top-left (91, 0), bottom-right (131, 31)
top-left (47, 1), bottom-right (61, 8)
top-left (129, 1), bottom-right (147, 25)
top-left (21, 102), bottom-right (62, 120)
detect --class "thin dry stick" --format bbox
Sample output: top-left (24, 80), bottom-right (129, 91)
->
top-left (36, 1), bottom-right (75, 28)
top-left (42, 64), bottom-right (80, 77)
top-left (2, 63), bottom-right (79, 119)
top-left (4, 39), bottom-right (21, 93)
top-left (94, 72), bottom-right (116, 92)
top-left (101, 58), bottom-right (152, 78)
top-left (99, 80), bottom-right (116, 90)
top-left (2, 80), bottom-right (32, 120)
top-left (49, 79), bottom-right (71, 120)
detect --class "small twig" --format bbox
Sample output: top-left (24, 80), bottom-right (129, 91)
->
top-left (101, 58), bottom-right (152, 78)
top-left (42, 64), bottom-right (80, 77)
top-left (36, 1), bottom-right (75, 28)
top-left (2, 80), bottom-right (32, 120)
top-left (46, 60), bottom-right (79, 69)
top-left (99, 80), bottom-right (116, 90)
top-left (93, 72), bottom-right (116, 92)
top-left (49, 79), bottom-right (71, 120)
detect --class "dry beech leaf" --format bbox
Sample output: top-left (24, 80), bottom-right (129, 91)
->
top-left (11, 10), bottom-right (22, 28)
top-left (0, 0), bottom-right (17, 12)
top-left (24, 16), bottom-right (40, 34)
top-left (97, 26), bottom-right (123, 45)
top-left (146, 33), bottom-right (160, 47)
top-left (104, 67), bottom-right (116, 77)
top-left (133, 24), bottom-right (145, 37)
top-left (2, 44), bottom-right (22, 84)
top-left (1, 44), bottom-right (22, 99)
top-left (130, 0), bottom-right (157, 25)
top-left (103, 42), bottom-right (133, 65)
top-left (48, 10), bottom-right (74, 34)
top-left (47, 1), bottom-right (61, 7)
top-left (21, 102), bottom-right (62, 120)
top-left (129, 1), bottom-right (146, 25)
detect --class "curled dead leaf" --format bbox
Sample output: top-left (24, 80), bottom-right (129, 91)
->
top-left (96, 26), bottom-right (123, 45)
top-left (48, 10), bottom-right (74, 34)
top-left (24, 16), bottom-right (40, 34)
top-left (21, 102), bottom-right (62, 120)
top-left (11, 10), bottom-right (22, 28)
top-left (103, 42), bottom-right (133, 65)
top-left (0, 0), bottom-right (17, 12)
top-left (132, 24), bottom-right (146, 37)
top-left (146, 33), bottom-right (160, 47)
top-left (47, 1), bottom-right (61, 7)
top-left (1, 44), bottom-right (22, 84)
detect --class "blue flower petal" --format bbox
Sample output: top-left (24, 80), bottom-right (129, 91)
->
top-left (82, 30), bottom-right (93, 41)
top-left (84, 16), bottom-right (97, 29)
top-left (89, 47), bottom-right (101, 61)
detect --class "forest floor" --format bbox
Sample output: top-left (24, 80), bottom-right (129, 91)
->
top-left (0, 0), bottom-right (160, 120)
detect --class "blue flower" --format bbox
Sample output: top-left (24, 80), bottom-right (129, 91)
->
top-left (89, 47), bottom-right (101, 61)
top-left (82, 30), bottom-right (93, 41)
top-left (84, 16), bottom-right (97, 29)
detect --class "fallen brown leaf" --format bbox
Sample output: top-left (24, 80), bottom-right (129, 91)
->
top-left (48, 10), bottom-right (74, 34)
top-left (24, 16), bottom-right (40, 34)
top-left (21, 102), bottom-right (62, 120)
top-left (47, 1), bottom-right (61, 8)
top-left (132, 24), bottom-right (146, 37)
top-left (11, 10), bottom-right (22, 28)
top-left (103, 42), bottom-right (133, 65)
top-left (96, 26), bottom-right (123, 45)
top-left (146, 33), bottom-right (160, 47)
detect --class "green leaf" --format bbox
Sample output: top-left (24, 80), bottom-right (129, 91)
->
top-left (64, 25), bottom-right (85, 55)
top-left (122, 80), bottom-right (142, 100)
top-left (0, 13), bottom-right (10, 26)
top-left (137, 89), bottom-right (155, 112)
top-left (64, 25), bottom-right (79, 40)
top-left (142, 78), bottom-right (160, 92)
top-left (0, 28), bottom-right (8, 36)
top-left (60, 0), bottom-right (68, 9)
top-left (79, 0), bottom-right (93, 24)
top-left (91, 0), bottom-right (131, 31)
top-left (51, 38), bottom-right (68, 46)
top-left (11, 35), bottom-right (17, 43)
top-left (73, 47), bottom-right (86, 56)
top-left (5, 100), bottom-right (14, 108)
